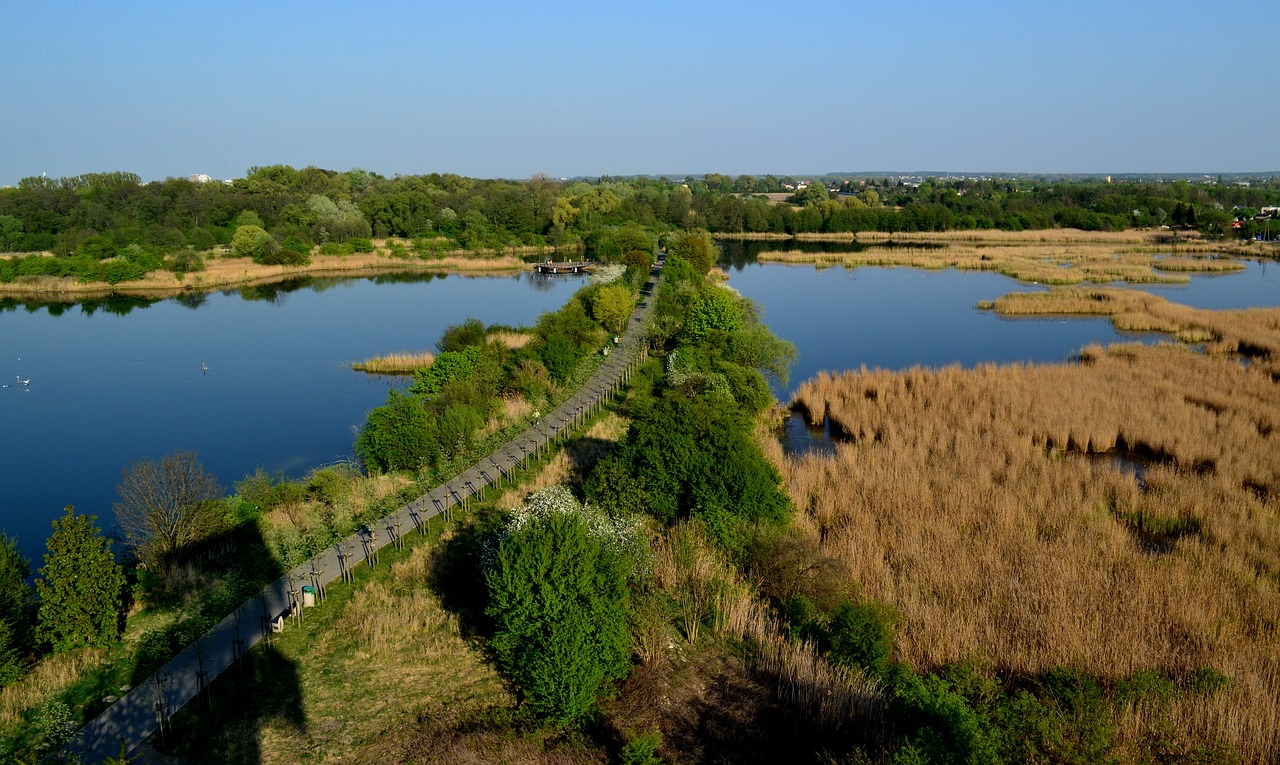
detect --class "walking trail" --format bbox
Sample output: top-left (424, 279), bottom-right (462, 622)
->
top-left (69, 264), bottom-right (662, 762)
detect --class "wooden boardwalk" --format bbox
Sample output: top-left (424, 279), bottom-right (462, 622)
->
top-left (68, 265), bottom-right (662, 762)
top-left (533, 260), bottom-right (594, 274)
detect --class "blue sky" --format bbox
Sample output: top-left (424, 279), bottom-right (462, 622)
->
top-left (2, 1), bottom-right (1275, 183)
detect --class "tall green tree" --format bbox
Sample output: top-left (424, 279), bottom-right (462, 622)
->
top-left (667, 230), bottom-right (717, 275)
top-left (0, 534), bottom-right (31, 628)
top-left (0, 214), bottom-right (23, 251)
top-left (35, 507), bottom-right (126, 653)
top-left (0, 535), bottom-right (31, 687)
top-left (591, 283), bottom-right (634, 335)
top-left (486, 506), bottom-right (633, 725)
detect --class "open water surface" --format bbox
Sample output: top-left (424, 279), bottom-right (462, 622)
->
top-left (3, 243), bottom-right (1276, 556)
top-left (0, 272), bottom-right (586, 558)
top-left (718, 240), bottom-right (1280, 453)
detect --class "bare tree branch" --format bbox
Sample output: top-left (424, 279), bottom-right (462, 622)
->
top-left (114, 450), bottom-right (223, 576)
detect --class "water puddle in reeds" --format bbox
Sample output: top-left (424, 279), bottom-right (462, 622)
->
top-left (1074, 450), bottom-right (1158, 489)
top-left (778, 410), bottom-right (840, 458)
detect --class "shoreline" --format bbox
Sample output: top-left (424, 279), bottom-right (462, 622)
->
top-left (0, 250), bottom-right (544, 302)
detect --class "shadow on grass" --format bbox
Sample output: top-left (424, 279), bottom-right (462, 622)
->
top-left (426, 507), bottom-right (506, 639)
top-left (130, 523), bottom-right (285, 688)
top-left (561, 436), bottom-right (618, 490)
top-left (158, 643), bottom-right (305, 765)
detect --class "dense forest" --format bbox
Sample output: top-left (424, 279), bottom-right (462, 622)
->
top-left (2, 167), bottom-right (1278, 285)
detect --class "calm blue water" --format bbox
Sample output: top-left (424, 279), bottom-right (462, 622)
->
top-left (719, 246), bottom-right (1280, 399)
top-left (1142, 259), bottom-right (1280, 309)
top-left (0, 272), bottom-right (586, 559)
top-left (4, 249), bottom-right (1275, 559)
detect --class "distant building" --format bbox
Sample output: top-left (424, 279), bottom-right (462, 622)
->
top-left (188, 174), bottom-right (213, 184)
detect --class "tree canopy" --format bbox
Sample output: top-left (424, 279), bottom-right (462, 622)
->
top-left (35, 507), bottom-right (126, 653)
top-left (114, 450), bottom-right (225, 581)
top-left (486, 489), bottom-right (637, 724)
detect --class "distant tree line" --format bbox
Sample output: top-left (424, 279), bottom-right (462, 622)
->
top-left (3, 167), bottom-right (1277, 285)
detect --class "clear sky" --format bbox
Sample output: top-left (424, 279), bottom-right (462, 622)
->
top-left (2, 0), bottom-right (1276, 184)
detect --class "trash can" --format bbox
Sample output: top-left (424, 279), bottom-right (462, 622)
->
top-left (302, 585), bottom-right (316, 607)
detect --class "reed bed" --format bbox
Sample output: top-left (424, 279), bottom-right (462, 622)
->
top-left (650, 525), bottom-right (883, 731)
top-left (855, 229), bottom-right (1171, 246)
top-left (487, 330), bottom-right (534, 350)
top-left (752, 228), bottom-right (1272, 287)
top-left (755, 242), bottom-right (1249, 286)
top-left (992, 288), bottom-right (1280, 378)
top-left (786, 341), bottom-right (1280, 761)
top-left (350, 350), bottom-right (435, 374)
top-left (0, 649), bottom-right (108, 728)
top-left (1154, 257), bottom-right (1248, 273)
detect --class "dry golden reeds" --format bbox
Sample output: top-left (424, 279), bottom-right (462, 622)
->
top-left (351, 350), bottom-right (435, 374)
top-left (486, 330), bottom-right (534, 350)
top-left (344, 547), bottom-right (459, 656)
top-left (0, 649), bottom-right (108, 728)
top-left (650, 525), bottom-right (884, 730)
top-left (749, 228), bottom-right (1274, 288)
top-left (784, 337), bottom-right (1280, 761)
top-left (992, 288), bottom-right (1280, 378)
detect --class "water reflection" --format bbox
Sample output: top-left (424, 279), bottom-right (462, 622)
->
top-left (719, 238), bottom-right (944, 271)
top-left (778, 410), bottom-right (837, 458)
top-left (722, 245), bottom-right (1279, 461)
top-left (0, 269), bottom-right (587, 559)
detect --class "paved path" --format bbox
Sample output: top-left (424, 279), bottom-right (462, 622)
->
top-left (69, 266), bottom-right (662, 762)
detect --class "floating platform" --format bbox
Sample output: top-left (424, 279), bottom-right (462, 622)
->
top-left (534, 260), bottom-right (594, 274)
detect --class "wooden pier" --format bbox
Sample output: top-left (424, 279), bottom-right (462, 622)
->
top-left (534, 260), bottom-right (594, 274)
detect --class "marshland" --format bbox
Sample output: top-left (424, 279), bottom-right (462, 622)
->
top-left (2, 168), bottom-right (1280, 762)
top-left (729, 232), bottom-right (1280, 761)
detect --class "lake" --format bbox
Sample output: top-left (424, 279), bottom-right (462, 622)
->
top-left (719, 241), bottom-right (1280, 396)
top-left (4, 245), bottom-right (1276, 559)
top-left (0, 272), bottom-right (587, 559)
top-left (716, 241), bottom-right (1280, 454)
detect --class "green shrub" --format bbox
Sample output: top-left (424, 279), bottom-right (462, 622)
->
top-left (487, 497), bottom-right (635, 725)
top-left (347, 237), bottom-right (375, 253)
top-left (827, 599), bottom-right (898, 677)
top-left (0, 618), bottom-right (26, 688)
top-left (355, 390), bottom-right (440, 473)
top-left (411, 346), bottom-right (484, 398)
top-left (994, 667), bottom-right (1115, 764)
top-left (619, 729), bottom-right (664, 765)
top-left (541, 333), bottom-right (582, 383)
top-left (164, 249), bottom-right (205, 274)
top-left (281, 236), bottom-right (313, 259)
top-left (1184, 666), bottom-right (1232, 695)
top-left (436, 318), bottom-right (488, 354)
top-left (892, 669), bottom-right (1002, 765)
top-left (1116, 669), bottom-right (1176, 707)
top-left (617, 391), bottom-right (791, 527)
